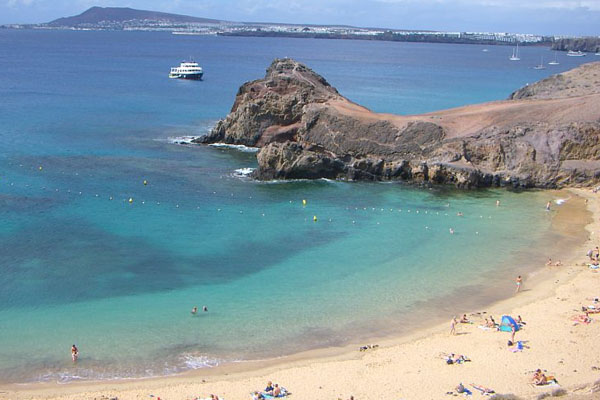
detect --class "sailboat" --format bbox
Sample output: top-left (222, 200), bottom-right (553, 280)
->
top-left (548, 51), bottom-right (559, 65)
top-left (534, 56), bottom-right (546, 70)
top-left (509, 42), bottom-right (520, 61)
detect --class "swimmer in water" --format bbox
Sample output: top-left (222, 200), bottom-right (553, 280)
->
top-left (457, 212), bottom-right (463, 217)
top-left (496, 200), bottom-right (500, 207)
top-left (203, 306), bottom-right (208, 312)
top-left (191, 306), bottom-right (198, 315)
top-left (71, 344), bottom-right (78, 363)
top-left (449, 228), bottom-right (455, 234)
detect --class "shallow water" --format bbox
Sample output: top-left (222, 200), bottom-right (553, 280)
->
top-left (0, 30), bottom-right (590, 383)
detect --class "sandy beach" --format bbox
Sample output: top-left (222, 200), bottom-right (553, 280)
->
top-left (3, 189), bottom-right (600, 400)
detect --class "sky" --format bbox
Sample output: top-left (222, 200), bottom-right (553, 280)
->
top-left (2, 0), bottom-right (600, 36)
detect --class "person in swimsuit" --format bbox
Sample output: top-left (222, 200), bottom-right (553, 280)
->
top-left (71, 344), bottom-right (78, 363)
top-left (515, 276), bottom-right (522, 293)
top-left (191, 306), bottom-right (198, 315)
top-left (450, 316), bottom-right (457, 335)
top-left (272, 384), bottom-right (281, 397)
top-left (546, 201), bottom-right (551, 211)
top-left (265, 381), bottom-right (274, 394)
top-left (203, 306), bottom-right (208, 312)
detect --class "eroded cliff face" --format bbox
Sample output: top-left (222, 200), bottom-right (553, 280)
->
top-left (198, 58), bottom-right (600, 188)
top-left (552, 38), bottom-right (600, 53)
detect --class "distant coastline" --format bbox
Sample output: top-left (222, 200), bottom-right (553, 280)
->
top-left (0, 6), bottom-right (566, 48)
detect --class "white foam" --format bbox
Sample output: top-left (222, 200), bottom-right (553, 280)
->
top-left (555, 198), bottom-right (568, 205)
top-left (163, 136), bottom-right (198, 144)
top-left (180, 354), bottom-right (220, 369)
top-left (209, 143), bottom-right (259, 153)
top-left (234, 167), bottom-right (256, 177)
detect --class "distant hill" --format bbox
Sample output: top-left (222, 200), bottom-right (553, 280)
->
top-left (47, 6), bottom-right (224, 27)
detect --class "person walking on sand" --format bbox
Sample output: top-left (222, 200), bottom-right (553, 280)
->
top-left (515, 276), bottom-right (522, 293)
top-left (450, 316), bottom-right (457, 335)
top-left (71, 344), bottom-right (78, 363)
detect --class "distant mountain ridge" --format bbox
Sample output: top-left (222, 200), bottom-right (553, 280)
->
top-left (47, 6), bottom-right (224, 27)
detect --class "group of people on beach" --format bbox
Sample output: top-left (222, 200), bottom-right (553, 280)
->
top-left (251, 381), bottom-right (287, 399)
top-left (546, 258), bottom-right (563, 266)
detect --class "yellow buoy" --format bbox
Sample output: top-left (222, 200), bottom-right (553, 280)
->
top-left (313, 215), bottom-right (317, 222)
top-left (128, 197), bottom-right (133, 204)
top-left (302, 199), bottom-right (307, 206)
top-left (143, 180), bottom-right (147, 186)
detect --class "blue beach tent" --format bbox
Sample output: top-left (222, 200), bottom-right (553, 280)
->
top-left (499, 315), bottom-right (519, 332)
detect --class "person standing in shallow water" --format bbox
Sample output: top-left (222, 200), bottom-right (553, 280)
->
top-left (546, 201), bottom-right (551, 211)
top-left (515, 276), bottom-right (522, 293)
top-left (71, 344), bottom-right (78, 363)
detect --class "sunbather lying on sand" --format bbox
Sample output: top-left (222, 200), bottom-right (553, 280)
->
top-left (359, 344), bottom-right (379, 351)
top-left (572, 314), bottom-right (592, 324)
top-left (582, 306), bottom-right (600, 313)
top-left (531, 369), bottom-right (557, 385)
top-left (442, 353), bottom-right (471, 364)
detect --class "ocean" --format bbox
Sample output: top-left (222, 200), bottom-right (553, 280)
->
top-left (0, 29), bottom-right (590, 383)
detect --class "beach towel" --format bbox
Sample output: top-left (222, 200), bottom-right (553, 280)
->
top-left (260, 388), bottom-right (288, 398)
top-left (477, 325), bottom-right (493, 331)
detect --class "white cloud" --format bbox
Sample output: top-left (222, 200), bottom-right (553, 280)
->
top-left (5, 0), bottom-right (35, 7)
top-left (375, 0), bottom-right (600, 11)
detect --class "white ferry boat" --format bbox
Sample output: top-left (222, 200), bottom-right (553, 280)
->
top-left (169, 61), bottom-right (203, 80)
top-left (566, 50), bottom-right (586, 57)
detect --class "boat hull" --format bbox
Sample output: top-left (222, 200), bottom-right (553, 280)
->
top-left (169, 73), bottom-right (203, 80)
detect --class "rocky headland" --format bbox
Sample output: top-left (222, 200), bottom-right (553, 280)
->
top-left (196, 59), bottom-right (600, 188)
top-left (552, 38), bottom-right (600, 53)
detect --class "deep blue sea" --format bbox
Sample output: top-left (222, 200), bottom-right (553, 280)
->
top-left (0, 30), bottom-right (592, 383)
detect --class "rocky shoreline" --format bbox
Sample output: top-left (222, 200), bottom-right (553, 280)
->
top-left (196, 59), bottom-right (600, 188)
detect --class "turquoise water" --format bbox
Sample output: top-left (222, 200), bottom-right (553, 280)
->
top-left (0, 30), bottom-right (588, 383)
